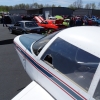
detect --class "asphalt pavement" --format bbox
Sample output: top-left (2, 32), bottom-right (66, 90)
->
top-left (0, 24), bottom-right (31, 100)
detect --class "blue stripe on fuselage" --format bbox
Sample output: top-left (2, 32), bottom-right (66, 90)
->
top-left (14, 43), bottom-right (86, 100)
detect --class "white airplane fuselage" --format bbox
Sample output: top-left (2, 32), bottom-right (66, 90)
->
top-left (13, 26), bottom-right (100, 100)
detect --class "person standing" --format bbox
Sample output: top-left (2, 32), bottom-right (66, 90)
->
top-left (2, 14), bottom-right (7, 27)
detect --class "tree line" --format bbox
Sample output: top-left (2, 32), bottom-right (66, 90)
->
top-left (69, 0), bottom-right (100, 10)
top-left (0, 0), bottom-right (100, 12)
top-left (0, 3), bottom-right (61, 12)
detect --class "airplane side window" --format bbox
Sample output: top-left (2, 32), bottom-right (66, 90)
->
top-left (43, 54), bottom-right (55, 69)
top-left (74, 49), bottom-right (99, 91)
top-left (44, 54), bottom-right (52, 64)
top-left (93, 80), bottom-right (100, 100)
top-left (41, 37), bottom-right (100, 91)
top-left (76, 49), bottom-right (100, 63)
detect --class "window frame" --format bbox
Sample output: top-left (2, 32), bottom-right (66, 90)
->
top-left (93, 79), bottom-right (100, 100)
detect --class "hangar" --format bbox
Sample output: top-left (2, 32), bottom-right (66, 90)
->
top-left (9, 9), bottom-right (27, 15)
top-left (9, 7), bottom-right (73, 19)
top-left (73, 9), bottom-right (100, 17)
top-left (27, 7), bottom-right (73, 19)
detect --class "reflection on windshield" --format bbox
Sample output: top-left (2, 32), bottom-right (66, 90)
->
top-left (25, 22), bottom-right (38, 27)
top-left (32, 31), bottom-right (59, 55)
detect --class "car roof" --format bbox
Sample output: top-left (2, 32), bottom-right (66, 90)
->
top-left (18, 21), bottom-right (35, 23)
top-left (56, 26), bottom-right (100, 58)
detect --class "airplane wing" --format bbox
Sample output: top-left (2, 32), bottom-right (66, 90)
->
top-left (12, 81), bottom-right (55, 100)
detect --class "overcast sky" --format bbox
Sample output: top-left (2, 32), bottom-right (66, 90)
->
top-left (0, 0), bottom-right (99, 7)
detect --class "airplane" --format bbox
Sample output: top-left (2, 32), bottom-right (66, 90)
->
top-left (12, 26), bottom-right (100, 100)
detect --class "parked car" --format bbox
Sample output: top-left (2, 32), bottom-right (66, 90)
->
top-left (8, 21), bottom-right (46, 34)
top-left (91, 18), bottom-right (100, 26)
top-left (34, 16), bottom-right (67, 33)
top-left (1, 15), bottom-right (22, 24)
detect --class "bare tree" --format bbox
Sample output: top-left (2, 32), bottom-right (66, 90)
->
top-left (25, 4), bottom-right (30, 9)
top-left (52, 4), bottom-right (56, 7)
top-left (44, 4), bottom-right (52, 7)
top-left (33, 3), bottom-right (39, 8)
top-left (98, 2), bottom-right (100, 9)
top-left (19, 4), bottom-right (26, 9)
top-left (73, 1), bottom-right (77, 8)
top-left (76, 0), bottom-right (83, 8)
top-left (91, 3), bottom-right (96, 9)
top-left (84, 3), bottom-right (92, 9)
top-left (38, 4), bottom-right (43, 8)
top-left (69, 1), bottom-right (77, 9)
top-left (69, 0), bottom-right (83, 9)
top-left (14, 5), bottom-right (20, 9)
top-left (58, 5), bottom-right (61, 7)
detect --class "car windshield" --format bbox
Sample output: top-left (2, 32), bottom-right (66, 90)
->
top-left (32, 31), bottom-right (60, 56)
top-left (25, 22), bottom-right (38, 27)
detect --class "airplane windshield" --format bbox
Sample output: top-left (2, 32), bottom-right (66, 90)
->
top-left (32, 31), bottom-right (59, 56)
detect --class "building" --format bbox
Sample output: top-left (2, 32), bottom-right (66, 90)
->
top-left (41, 7), bottom-right (73, 19)
top-left (9, 7), bottom-right (73, 19)
top-left (9, 9), bottom-right (27, 15)
top-left (73, 9), bottom-right (100, 17)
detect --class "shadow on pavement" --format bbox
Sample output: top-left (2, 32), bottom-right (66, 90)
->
top-left (17, 87), bottom-right (25, 92)
top-left (0, 39), bottom-right (13, 45)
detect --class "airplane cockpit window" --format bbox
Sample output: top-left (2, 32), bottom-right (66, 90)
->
top-left (76, 49), bottom-right (100, 63)
top-left (43, 54), bottom-right (55, 69)
top-left (93, 80), bottom-right (100, 100)
top-left (32, 31), bottom-right (59, 56)
top-left (41, 37), bottom-right (100, 91)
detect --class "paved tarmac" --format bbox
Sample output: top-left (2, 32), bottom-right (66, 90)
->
top-left (0, 24), bottom-right (31, 100)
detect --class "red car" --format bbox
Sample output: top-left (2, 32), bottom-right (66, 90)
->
top-left (34, 16), bottom-right (66, 33)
